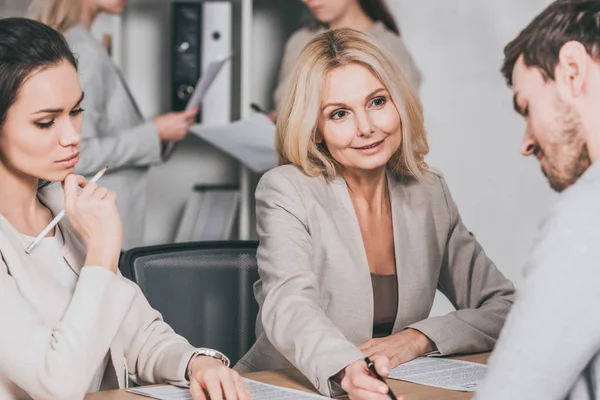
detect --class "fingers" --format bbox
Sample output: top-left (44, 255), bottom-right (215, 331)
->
top-left (92, 186), bottom-right (109, 201)
top-left (63, 174), bottom-right (80, 210)
top-left (220, 371), bottom-right (238, 400)
top-left (204, 376), bottom-right (223, 400)
top-left (234, 374), bottom-right (252, 400)
top-left (351, 388), bottom-right (393, 400)
top-left (189, 379), bottom-right (206, 400)
top-left (349, 373), bottom-right (389, 395)
top-left (374, 356), bottom-right (391, 378)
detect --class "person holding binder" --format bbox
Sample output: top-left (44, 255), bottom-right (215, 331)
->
top-left (30, 0), bottom-right (199, 249)
top-left (273, 0), bottom-right (422, 109)
top-left (0, 18), bottom-right (249, 400)
top-left (235, 29), bottom-right (514, 399)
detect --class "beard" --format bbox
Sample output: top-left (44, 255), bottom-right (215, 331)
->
top-left (538, 103), bottom-right (591, 192)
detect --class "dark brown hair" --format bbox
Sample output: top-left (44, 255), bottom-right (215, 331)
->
top-left (502, 0), bottom-right (600, 86)
top-left (303, 0), bottom-right (400, 36)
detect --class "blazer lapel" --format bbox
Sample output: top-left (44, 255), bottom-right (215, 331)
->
top-left (388, 174), bottom-right (436, 331)
top-left (329, 175), bottom-right (374, 342)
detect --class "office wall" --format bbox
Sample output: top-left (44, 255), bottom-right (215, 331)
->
top-left (386, 0), bottom-right (556, 313)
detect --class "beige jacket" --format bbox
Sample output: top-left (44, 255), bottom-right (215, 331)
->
top-left (235, 166), bottom-right (515, 397)
top-left (0, 185), bottom-right (195, 400)
top-left (273, 21), bottom-right (423, 108)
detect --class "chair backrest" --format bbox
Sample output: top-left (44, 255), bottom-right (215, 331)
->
top-left (119, 241), bottom-right (259, 366)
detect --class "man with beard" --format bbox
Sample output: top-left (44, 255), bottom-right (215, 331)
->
top-left (475, 1), bottom-right (600, 399)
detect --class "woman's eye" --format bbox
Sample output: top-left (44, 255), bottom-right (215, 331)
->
top-left (330, 110), bottom-right (348, 120)
top-left (34, 120), bottom-right (55, 129)
top-left (371, 96), bottom-right (387, 107)
top-left (70, 108), bottom-right (84, 116)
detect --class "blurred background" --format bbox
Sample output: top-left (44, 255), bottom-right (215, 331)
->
top-left (0, 0), bottom-right (555, 314)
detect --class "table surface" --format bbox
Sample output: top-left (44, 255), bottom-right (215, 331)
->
top-left (85, 353), bottom-right (490, 400)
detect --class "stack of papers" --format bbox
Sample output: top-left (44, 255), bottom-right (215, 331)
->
top-left (127, 378), bottom-right (329, 400)
top-left (388, 357), bottom-right (487, 392)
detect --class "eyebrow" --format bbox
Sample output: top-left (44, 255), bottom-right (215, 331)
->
top-left (321, 87), bottom-right (387, 112)
top-left (31, 92), bottom-right (85, 115)
top-left (513, 93), bottom-right (524, 116)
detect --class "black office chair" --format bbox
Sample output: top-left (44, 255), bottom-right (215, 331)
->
top-left (119, 241), bottom-right (260, 366)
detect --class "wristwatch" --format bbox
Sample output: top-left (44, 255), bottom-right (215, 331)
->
top-left (186, 348), bottom-right (231, 381)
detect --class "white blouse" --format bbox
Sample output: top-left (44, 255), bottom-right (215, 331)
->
top-left (22, 225), bottom-right (109, 394)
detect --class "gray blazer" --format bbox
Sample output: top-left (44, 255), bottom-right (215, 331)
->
top-left (235, 165), bottom-right (515, 397)
top-left (65, 25), bottom-right (163, 249)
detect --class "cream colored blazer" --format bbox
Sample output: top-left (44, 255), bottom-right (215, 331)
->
top-left (0, 185), bottom-right (195, 400)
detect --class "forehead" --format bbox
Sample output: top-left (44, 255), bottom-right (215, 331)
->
top-left (322, 63), bottom-right (383, 102)
top-left (512, 55), bottom-right (547, 98)
top-left (14, 61), bottom-right (81, 111)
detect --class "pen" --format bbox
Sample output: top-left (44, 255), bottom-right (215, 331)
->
top-left (25, 166), bottom-right (108, 254)
top-left (364, 356), bottom-right (397, 400)
top-left (250, 103), bottom-right (266, 114)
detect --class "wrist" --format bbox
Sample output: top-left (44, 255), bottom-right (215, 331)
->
top-left (85, 243), bottom-right (120, 271)
top-left (186, 348), bottom-right (230, 381)
top-left (407, 328), bottom-right (435, 354)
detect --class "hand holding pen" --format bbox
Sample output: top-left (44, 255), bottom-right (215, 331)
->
top-left (63, 170), bottom-right (123, 273)
top-left (336, 356), bottom-right (401, 400)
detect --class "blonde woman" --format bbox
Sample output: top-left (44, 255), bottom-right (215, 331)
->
top-left (30, 0), bottom-right (198, 249)
top-left (235, 29), bottom-right (515, 399)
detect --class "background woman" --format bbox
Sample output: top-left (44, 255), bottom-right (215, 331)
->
top-left (273, 0), bottom-right (422, 108)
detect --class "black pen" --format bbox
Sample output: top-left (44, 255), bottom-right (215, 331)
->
top-left (364, 357), bottom-right (397, 400)
top-left (250, 103), bottom-right (266, 114)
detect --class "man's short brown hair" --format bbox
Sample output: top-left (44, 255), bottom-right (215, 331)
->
top-left (502, 0), bottom-right (600, 86)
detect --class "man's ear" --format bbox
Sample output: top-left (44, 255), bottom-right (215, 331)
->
top-left (555, 41), bottom-right (589, 99)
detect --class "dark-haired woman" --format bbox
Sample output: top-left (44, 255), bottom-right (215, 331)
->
top-left (0, 18), bottom-right (249, 400)
top-left (273, 0), bottom-right (422, 108)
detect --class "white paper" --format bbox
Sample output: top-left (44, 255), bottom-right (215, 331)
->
top-left (127, 385), bottom-right (192, 399)
top-left (189, 114), bottom-right (276, 172)
top-left (163, 52), bottom-right (234, 160)
top-left (388, 357), bottom-right (487, 392)
top-left (126, 378), bottom-right (328, 400)
top-left (186, 52), bottom-right (234, 110)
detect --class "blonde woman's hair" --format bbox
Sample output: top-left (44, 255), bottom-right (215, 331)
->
top-left (28, 0), bottom-right (81, 33)
top-left (276, 28), bottom-right (429, 182)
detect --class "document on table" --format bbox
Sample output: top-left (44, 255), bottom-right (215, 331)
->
top-left (127, 378), bottom-right (329, 400)
top-left (388, 357), bottom-right (487, 392)
top-left (189, 113), bottom-right (276, 172)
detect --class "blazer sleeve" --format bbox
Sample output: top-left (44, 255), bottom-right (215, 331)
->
top-left (0, 264), bottom-right (137, 400)
top-left (407, 176), bottom-right (515, 355)
top-left (119, 276), bottom-right (196, 387)
top-left (72, 42), bottom-right (162, 176)
top-left (255, 170), bottom-right (364, 397)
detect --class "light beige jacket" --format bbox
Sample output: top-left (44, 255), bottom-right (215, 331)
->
top-left (0, 185), bottom-right (195, 400)
top-left (235, 166), bottom-right (515, 397)
top-left (273, 21), bottom-right (423, 108)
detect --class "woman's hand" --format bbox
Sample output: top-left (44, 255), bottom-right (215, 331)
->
top-left (188, 356), bottom-right (251, 400)
top-left (337, 356), bottom-right (400, 400)
top-left (358, 329), bottom-right (434, 368)
top-left (63, 174), bottom-right (122, 272)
